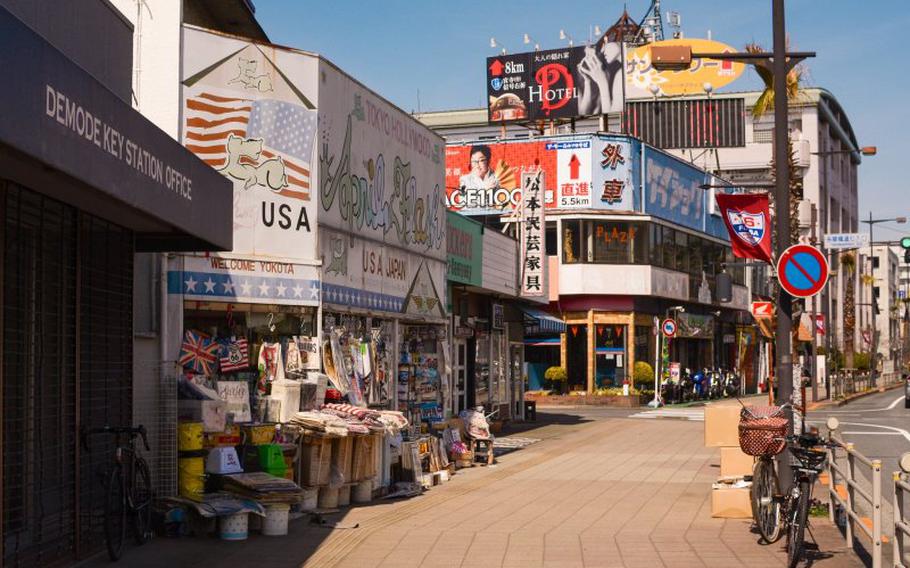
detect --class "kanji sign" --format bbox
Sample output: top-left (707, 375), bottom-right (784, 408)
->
top-left (661, 318), bottom-right (677, 338)
top-left (776, 244), bottom-right (829, 298)
top-left (751, 301), bottom-right (774, 319)
top-left (520, 170), bottom-right (546, 297)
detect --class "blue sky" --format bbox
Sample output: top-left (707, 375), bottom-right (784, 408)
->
top-left (254, 1), bottom-right (908, 234)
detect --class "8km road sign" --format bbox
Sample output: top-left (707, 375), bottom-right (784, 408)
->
top-left (661, 318), bottom-right (677, 338)
top-left (776, 244), bottom-right (829, 298)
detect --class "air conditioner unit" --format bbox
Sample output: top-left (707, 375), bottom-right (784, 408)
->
top-left (796, 139), bottom-right (811, 168)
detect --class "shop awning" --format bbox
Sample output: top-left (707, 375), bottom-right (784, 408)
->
top-left (521, 307), bottom-right (566, 334)
top-left (524, 337), bottom-right (560, 347)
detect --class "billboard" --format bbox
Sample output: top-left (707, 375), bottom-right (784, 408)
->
top-left (317, 60), bottom-right (447, 319)
top-left (625, 38), bottom-right (746, 99)
top-left (487, 41), bottom-right (624, 124)
top-left (445, 135), bottom-right (639, 215)
top-left (182, 26), bottom-right (319, 260)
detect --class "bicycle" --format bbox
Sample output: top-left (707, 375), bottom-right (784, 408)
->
top-left (82, 425), bottom-right (154, 561)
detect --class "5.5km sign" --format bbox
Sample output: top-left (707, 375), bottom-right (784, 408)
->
top-left (776, 244), bottom-right (829, 298)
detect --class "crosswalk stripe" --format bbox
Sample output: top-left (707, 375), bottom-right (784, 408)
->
top-left (629, 408), bottom-right (705, 421)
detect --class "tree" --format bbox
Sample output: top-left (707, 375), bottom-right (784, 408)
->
top-left (841, 251), bottom-right (857, 366)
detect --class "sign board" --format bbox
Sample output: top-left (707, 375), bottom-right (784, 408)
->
top-left (625, 38), bottom-right (745, 99)
top-left (776, 244), bottom-right (829, 298)
top-left (669, 362), bottom-right (681, 383)
top-left (661, 318), bottom-right (677, 338)
top-left (492, 303), bottom-right (504, 330)
top-left (815, 315), bottom-right (826, 336)
top-left (823, 233), bottom-right (869, 250)
top-left (447, 211), bottom-right (483, 286)
top-left (751, 301), bottom-right (774, 319)
top-left (520, 171), bottom-right (546, 297)
top-left (652, 316), bottom-right (660, 336)
top-left (487, 42), bottom-right (624, 124)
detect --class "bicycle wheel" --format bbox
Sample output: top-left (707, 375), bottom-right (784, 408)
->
top-left (131, 457), bottom-right (153, 545)
top-left (787, 480), bottom-right (811, 568)
top-left (751, 458), bottom-right (782, 543)
top-left (105, 464), bottom-right (126, 561)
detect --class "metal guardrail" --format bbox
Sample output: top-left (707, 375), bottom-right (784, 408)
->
top-left (826, 437), bottom-right (883, 568)
top-left (894, 472), bottom-right (910, 568)
top-left (831, 370), bottom-right (902, 399)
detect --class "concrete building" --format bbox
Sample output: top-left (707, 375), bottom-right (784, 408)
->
top-left (416, 87), bottom-right (865, 363)
top-left (859, 246), bottom-right (903, 370)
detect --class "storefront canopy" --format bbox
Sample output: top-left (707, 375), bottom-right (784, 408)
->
top-left (521, 307), bottom-right (566, 335)
top-left (0, 7), bottom-right (232, 252)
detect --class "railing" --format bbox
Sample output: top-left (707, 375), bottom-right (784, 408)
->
top-left (830, 369), bottom-right (902, 399)
top-left (893, 471), bottom-right (910, 567)
top-left (826, 437), bottom-right (883, 568)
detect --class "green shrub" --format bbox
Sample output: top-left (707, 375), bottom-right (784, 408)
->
top-left (854, 352), bottom-right (871, 371)
top-left (633, 361), bottom-right (654, 384)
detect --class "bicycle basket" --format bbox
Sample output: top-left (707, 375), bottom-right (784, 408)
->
top-left (738, 406), bottom-right (788, 457)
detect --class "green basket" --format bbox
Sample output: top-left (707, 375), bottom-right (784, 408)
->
top-left (258, 444), bottom-right (287, 477)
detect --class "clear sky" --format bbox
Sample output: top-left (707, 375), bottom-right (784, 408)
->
top-left (254, 0), bottom-right (908, 236)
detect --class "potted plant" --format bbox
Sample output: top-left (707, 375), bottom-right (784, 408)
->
top-left (544, 366), bottom-right (568, 394)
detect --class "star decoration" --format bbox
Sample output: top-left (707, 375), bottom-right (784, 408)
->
top-left (203, 278), bottom-right (216, 293)
top-left (309, 283), bottom-right (320, 300)
top-left (240, 280), bottom-right (253, 296)
top-left (222, 280), bottom-right (235, 294)
top-left (258, 281), bottom-right (270, 296)
top-left (185, 276), bottom-right (198, 292)
top-left (276, 283), bottom-right (287, 297)
top-left (292, 285), bottom-right (303, 298)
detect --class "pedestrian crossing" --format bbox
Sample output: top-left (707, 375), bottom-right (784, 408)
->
top-left (629, 407), bottom-right (705, 421)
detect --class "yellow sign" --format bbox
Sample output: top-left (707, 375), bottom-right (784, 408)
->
top-left (626, 38), bottom-right (746, 98)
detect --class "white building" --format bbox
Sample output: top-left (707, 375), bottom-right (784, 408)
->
top-left (857, 246), bottom-right (901, 368)
top-left (416, 87), bottom-right (865, 359)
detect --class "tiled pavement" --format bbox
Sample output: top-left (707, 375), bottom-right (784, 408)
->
top-left (77, 412), bottom-right (864, 568)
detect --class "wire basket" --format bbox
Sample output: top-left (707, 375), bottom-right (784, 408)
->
top-left (738, 405), bottom-right (788, 457)
top-left (790, 445), bottom-right (827, 471)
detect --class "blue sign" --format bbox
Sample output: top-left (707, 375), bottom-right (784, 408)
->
top-left (776, 244), bottom-right (829, 298)
top-left (545, 141), bottom-right (591, 150)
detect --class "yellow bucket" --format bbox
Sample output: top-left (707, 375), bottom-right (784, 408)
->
top-left (178, 422), bottom-right (204, 452)
top-left (178, 456), bottom-right (205, 501)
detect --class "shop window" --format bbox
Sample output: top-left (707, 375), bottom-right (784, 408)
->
top-left (633, 325), bottom-right (653, 373)
top-left (545, 225), bottom-right (557, 256)
top-left (674, 230), bottom-right (688, 272)
top-left (649, 224), bottom-right (663, 266)
top-left (661, 227), bottom-right (676, 269)
top-left (589, 220), bottom-right (634, 263)
top-left (594, 324), bottom-right (627, 388)
top-left (562, 220), bottom-right (581, 264)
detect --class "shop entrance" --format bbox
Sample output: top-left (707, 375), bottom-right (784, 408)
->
top-left (595, 324), bottom-right (627, 388)
top-left (454, 339), bottom-right (468, 413)
top-left (565, 324), bottom-right (587, 391)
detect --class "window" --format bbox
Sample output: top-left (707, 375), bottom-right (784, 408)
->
top-left (588, 221), bottom-right (642, 264)
top-left (873, 257), bottom-right (880, 269)
top-left (545, 225), bottom-right (557, 256)
top-left (562, 220), bottom-right (581, 264)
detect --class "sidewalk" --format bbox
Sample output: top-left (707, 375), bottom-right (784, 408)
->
top-left (79, 411), bottom-right (864, 568)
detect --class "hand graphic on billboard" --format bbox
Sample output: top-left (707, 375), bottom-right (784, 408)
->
top-left (576, 42), bottom-right (624, 116)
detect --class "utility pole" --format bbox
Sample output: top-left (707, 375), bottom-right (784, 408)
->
top-left (868, 211), bottom-right (878, 385)
top-left (772, 0), bottom-right (794, 492)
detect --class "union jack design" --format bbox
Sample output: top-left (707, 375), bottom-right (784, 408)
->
top-left (179, 330), bottom-right (220, 376)
top-left (184, 92), bottom-right (317, 201)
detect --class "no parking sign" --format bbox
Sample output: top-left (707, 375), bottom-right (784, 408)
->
top-left (776, 244), bottom-right (829, 298)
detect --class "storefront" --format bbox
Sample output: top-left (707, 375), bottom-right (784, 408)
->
top-left (0, 4), bottom-right (232, 564)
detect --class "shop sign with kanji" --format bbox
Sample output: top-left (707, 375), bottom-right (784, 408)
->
top-left (520, 170), bottom-right (546, 297)
top-left (591, 138), bottom-right (636, 211)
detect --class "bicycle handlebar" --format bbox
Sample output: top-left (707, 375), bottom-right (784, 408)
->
top-left (81, 425), bottom-right (150, 452)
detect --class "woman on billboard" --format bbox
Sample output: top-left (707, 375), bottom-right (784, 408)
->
top-left (576, 40), bottom-right (624, 116)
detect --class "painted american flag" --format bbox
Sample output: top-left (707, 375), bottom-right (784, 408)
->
top-left (184, 92), bottom-right (317, 201)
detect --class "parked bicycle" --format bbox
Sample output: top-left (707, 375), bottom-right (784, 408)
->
top-left (741, 403), bottom-right (839, 568)
top-left (82, 425), bottom-right (153, 561)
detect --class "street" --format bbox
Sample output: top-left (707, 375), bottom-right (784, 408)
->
top-left (79, 408), bottom-right (861, 568)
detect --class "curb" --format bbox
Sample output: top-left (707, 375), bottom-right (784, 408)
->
top-left (807, 381), bottom-right (904, 411)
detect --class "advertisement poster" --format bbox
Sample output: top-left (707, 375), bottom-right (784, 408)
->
top-left (625, 38), bottom-right (745, 99)
top-left (487, 41), bottom-right (624, 123)
top-left (520, 171), bottom-right (546, 297)
top-left (182, 27), bottom-right (319, 260)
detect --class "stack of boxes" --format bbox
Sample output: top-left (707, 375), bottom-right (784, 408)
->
top-left (704, 403), bottom-right (754, 518)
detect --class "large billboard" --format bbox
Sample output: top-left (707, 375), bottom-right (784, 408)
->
top-left (625, 38), bottom-right (745, 99)
top-left (487, 41), bottom-right (624, 124)
top-left (182, 26), bottom-right (319, 260)
top-left (445, 135), bottom-right (639, 215)
top-left (317, 60), bottom-right (448, 319)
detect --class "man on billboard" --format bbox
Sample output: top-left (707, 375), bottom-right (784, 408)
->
top-left (576, 41), bottom-right (624, 116)
top-left (458, 145), bottom-right (501, 190)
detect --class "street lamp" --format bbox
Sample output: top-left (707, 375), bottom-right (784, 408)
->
top-left (812, 146), bottom-right (877, 157)
top-left (559, 29), bottom-right (574, 47)
top-left (862, 214), bottom-right (907, 382)
top-left (489, 37), bottom-right (507, 54)
top-left (522, 33), bottom-right (540, 51)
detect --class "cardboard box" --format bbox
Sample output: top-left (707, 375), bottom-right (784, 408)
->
top-left (720, 446), bottom-right (755, 478)
top-left (178, 400), bottom-right (227, 433)
top-left (704, 404), bottom-right (742, 447)
top-left (711, 486), bottom-right (752, 518)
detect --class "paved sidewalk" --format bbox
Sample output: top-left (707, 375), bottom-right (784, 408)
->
top-left (78, 412), bottom-right (864, 568)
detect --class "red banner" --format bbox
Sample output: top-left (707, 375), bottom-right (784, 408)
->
top-left (715, 193), bottom-right (773, 264)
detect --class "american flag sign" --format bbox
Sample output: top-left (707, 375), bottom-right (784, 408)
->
top-left (179, 330), bottom-right (220, 376)
top-left (219, 338), bottom-right (250, 373)
top-left (184, 92), bottom-right (317, 201)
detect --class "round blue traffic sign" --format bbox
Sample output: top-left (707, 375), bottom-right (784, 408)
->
top-left (776, 244), bottom-right (829, 298)
top-left (661, 318), bottom-right (677, 338)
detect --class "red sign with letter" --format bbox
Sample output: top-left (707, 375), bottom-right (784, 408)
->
top-left (715, 193), bottom-right (773, 264)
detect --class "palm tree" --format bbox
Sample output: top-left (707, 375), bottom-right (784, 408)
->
top-left (841, 252), bottom-right (857, 366)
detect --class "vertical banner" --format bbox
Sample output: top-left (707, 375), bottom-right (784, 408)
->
top-left (520, 171), bottom-right (546, 297)
top-left (714, 192), bottom-right (773, 264)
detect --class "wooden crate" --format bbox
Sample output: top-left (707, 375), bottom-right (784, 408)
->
top-left (351, 434), bottom-right (379, 482)
top-left (331, 437), bottom-right (354, 483)
top-left (299, 438), bottom-right (332, 487)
